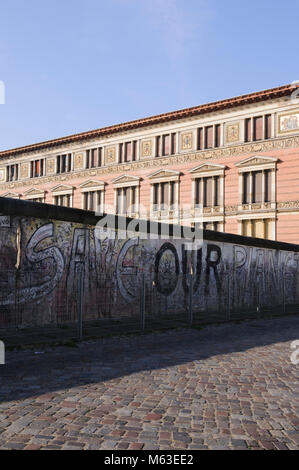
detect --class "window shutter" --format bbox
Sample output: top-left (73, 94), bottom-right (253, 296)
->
top-left (264, 170), bottom-right (270, 202)
top-left (119, 144), bottom-right (123, 163)
top-left (243, 173), bottom-right (250, 204)
top-left (171, 133), bottom-right (176, 154)
top-left (265, 114), bottom-right (271, 139)
top-left (214, 176), bottom-right (220, 206)
top-left (253, 171), bottom-right (263, 203)
top-left (204, 177), bottom-right (213, 206)
top-left (125, 142), bottom-right (132, 162)
top-left (253, 116), bottom-right (263, 141)
top-left (156, 136), bottom-right (161, 157)
top-left (98, 148), bottom-right (102, 167)
top-left (163, 135), bottom-right (170, 156)
top-left (215, 125), bottom-right (221, 147)
top-left (205, 126), bottom-right (213, 149)
top-left (154, 184), bottom-right (159, 205)
top-left (197, 128), bottom-right (203, 150)
top-left (195, 179), bottom-right (201, 205)
top-left (245, 119), bottom-right (251, 142)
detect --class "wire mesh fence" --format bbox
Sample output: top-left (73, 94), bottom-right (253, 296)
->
top-left (0, 268), bottom-right (298, 346)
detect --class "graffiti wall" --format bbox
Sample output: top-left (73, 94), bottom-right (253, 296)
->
top-left (0, 198), bottom-right (299, 328)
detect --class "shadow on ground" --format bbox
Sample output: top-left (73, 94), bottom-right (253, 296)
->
top-left (0, 315), bottom-right (298, 404)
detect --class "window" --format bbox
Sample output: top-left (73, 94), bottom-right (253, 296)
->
top-left (116, 186), bottom-right (137, 214)
top-left (153, 181), bottom-right (175, 210)
top-left (245, 114), bottom-right (272, 142)
top-left (27, 197), bottom-right (44, 203)
top-left (197, 124), bottom-right (221, 150)
top-left (205, 126), bottom-right (213, 149)
top-left (190, 164), bottom-right (225, 210)
top-left (51, 185), bottom-right (73, 207)
top-left (119, 141), bottom-right (137, 163)
top-left (155, 133), bottom-right (176, 157)
top-left (83, 190), bottom-right (104, 211)
top-left (30, 159), bottom-right (44, 178)
top-left (56, 154), bottom-right (72, 174)
top-left (54, 194), bottom-right (71, 207)
top-left (203, 221), bottom-right (219, 231)
top-left (24, 189), bottom-right (45, 202)
top-left (80, 180), bottom-right (105, 212)
top-left (149, 170), bottom-right (180, 216)
top-left (194, 176), bottom-right (220, 207)
top-left (6, 164), bottom-right (19, 182)
top-left (242, 170), bottom-right (271, 204)
top-left (86, 148), bottom-right (102, 169)
top-left (112, 175), bottom-right (140, 216)
top-left (242, 219), bottom-right (273, 239)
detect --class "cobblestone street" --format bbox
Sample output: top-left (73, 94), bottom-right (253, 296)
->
top-left (0, 316), bottom-right (298, 450)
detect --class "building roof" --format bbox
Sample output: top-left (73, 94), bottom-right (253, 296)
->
top-left (0, 83), bottom-right (298, 159)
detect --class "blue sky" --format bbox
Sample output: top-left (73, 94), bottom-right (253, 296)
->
top-left (0, 0), bottom-right (298, 151)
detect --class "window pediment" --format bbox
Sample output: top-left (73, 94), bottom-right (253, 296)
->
top-left (79, 179), bottom-right (105, 191)
top-left (148, 169), bottom-right (180, 183)
top-left (24, 188), bottom-right (45, 197)
top-left (1, 192), bottom-right (20, 199)
top-left (112, 174), bottom-right (140, 188)
top-left (51, 184), bottom-right (73, 195)
top-left (235, 155), bottom-right (278, 172)
top-left (189, 163), bottom-right (226, 179)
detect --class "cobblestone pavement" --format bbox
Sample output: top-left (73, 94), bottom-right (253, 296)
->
top-left (0, 316), bottom-right (298, 450)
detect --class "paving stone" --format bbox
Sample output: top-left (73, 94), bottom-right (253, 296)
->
top-left (0, 316), bottom-right (298, 450)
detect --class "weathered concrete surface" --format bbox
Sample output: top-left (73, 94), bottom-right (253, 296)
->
top-left (1, 198), bottom-right (299, 330)
top-left (0, 316), bottom-right (298, 450)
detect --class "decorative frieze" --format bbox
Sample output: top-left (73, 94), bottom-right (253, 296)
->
top-left (277, 200), bottom-right (299, 211)
top-left (0, 135), bottom-right (299, 192)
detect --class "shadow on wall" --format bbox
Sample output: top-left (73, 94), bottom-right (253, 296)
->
top-left (0, 315), bottom-right (298, 404)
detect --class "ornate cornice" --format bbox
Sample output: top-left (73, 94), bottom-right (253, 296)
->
top-left (0, 135), bottom-right (299, 192)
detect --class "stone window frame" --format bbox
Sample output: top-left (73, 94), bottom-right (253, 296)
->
top-left (189, 163), bottom-right (225, 207)
top-left (148, 169), bottom-right (180, 219)
top-left (118, 140), bottom-right (138, 164)
top-left (235, 155), bottom-right (278, 211)
top-left (51, 184), bottom-right (74, 208)
top-left (1, 191), bottom-right (21, 199)
top-left (24, 188), bottom-right (46, 203)
top-left (112, 175), bottom-right (141, 217)
top-left (235, 156), bottom-right (278, 240)
top-left (6, 163), bottom-right (20, 182)
top-left (154, 133), bottom-right (178, 158)
top-left (237, 213), bottom-right (276, 240)
top-left (79, 180), bottom-right (105, 213)
top-left (244, 113), bottom-right (274, 142)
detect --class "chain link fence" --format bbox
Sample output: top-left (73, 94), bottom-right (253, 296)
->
top-left (0, 268), bottom-right (298, 347)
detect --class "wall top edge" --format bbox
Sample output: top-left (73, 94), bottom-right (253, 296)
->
top-left (1, 197), bottom-right (299, 253)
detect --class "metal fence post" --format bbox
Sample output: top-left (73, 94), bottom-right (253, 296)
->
top-left (77, 265), bottom-right (84, 340)
top-left (188, 273), bottom-right (193, 326)
top-left (140, 273), bottom-right (145, 332)
top-left (282, 275), bottom-right (286, 315)
top-left (227, 273), bottom-right (231, 321)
